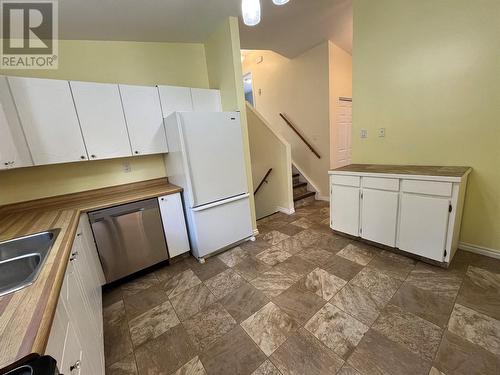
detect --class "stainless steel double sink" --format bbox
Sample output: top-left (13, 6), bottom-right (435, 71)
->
top-left (0, 229), bottom-right (60, 297)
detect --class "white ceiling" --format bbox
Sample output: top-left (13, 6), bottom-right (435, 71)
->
top-left (59, 0), bottom-right (352, 58)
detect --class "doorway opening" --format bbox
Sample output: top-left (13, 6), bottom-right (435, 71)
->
top-left (243, 72), bottom-right (254, 106)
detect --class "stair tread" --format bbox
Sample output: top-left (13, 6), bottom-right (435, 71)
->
top-left (293, 182), bottom-right (307, 189)
top-left (292, 173), bottom-right (300, 178)
top-left (293, 191), bottom-right (315, 201)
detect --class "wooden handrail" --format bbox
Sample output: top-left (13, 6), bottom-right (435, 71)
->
top-left (279, 113), bottom-right (321, 159)
top-left (254, 168), bottom-right (273, 195)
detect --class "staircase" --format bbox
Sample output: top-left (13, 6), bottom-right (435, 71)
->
top-left (293, 170), bottom-right (316, 207)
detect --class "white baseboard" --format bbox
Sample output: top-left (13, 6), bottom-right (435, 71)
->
top-left (458, 242), bottom-right (500, 260)
top-left (316, 195), bottom-right (330, 202)
top-left (277, 206), bottom-right (295, 215)
top-left (253, 228), bottom-right (259, 236)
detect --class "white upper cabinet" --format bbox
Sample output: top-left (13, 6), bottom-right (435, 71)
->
top-left (8, 76), bottom-right (88, 165)
top-left (70, 81), bottom-right (132, 160)
top-left (157, 85), bottom-right (193, 118)
top-left (119, 84), bottom-right (168, 155)
top-left (0, 77), bottom-right (33, 169)
top-left (191, 88), bottom-right (222, 111)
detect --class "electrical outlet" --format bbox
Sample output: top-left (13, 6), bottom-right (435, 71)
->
top-left (123, 161), bottom-right (132, 173)
top-left (360, 129), bottom-right (368, 138)
top-left (378, 128), bottom-right (386, 137)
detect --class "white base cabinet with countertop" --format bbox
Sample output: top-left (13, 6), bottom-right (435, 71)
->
top-left (329, 166), bottom-right (471, 265)
top-left (46, 214), bottom-right (105, 375)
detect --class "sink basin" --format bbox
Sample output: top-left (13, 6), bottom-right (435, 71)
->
top-left (0, 229), bottom-right (60, 297)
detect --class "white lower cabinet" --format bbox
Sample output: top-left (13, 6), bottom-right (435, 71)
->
top-left (46, 214), bottom-right (104, 374)
top-left (361, 189), bottom-right (399, 247)
top-left (331, 184), bottom-right (360, 236)
top-left (330, 170), bottom-right (470, 265)
top-left (158, 193), bottom-right (190, 258)
top-left (397, 193), bottom-right (451, 261)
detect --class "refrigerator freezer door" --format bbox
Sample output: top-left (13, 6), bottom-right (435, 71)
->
top-left (179, 112), bottom-right (248, 207)
top-left (187, 194), bottom-right (253, 259)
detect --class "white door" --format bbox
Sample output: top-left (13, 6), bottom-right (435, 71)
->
top-left (191, 88), bottom-right (222, 111)
top-left (361, 189), bottom-right (399, 246)
top-left (0, 77), bottom-right (32, 169)
top-left (158, 193), bottom-right (190, 258)
top-left (8, 77), bottom-right (88, 165)
top-left (60, 321), bottom-right (83, 375)
top-left (398, 193), bottom-right (450, 261)
top-left (157, 85), bottom-right (193, 117)
top-left (119, 84), bottom-right (168, 155)
top-left (179, 112), bottom-right (248, 207)
top-left (331, 184), bottom-right (360, 236)
top-left (190, 194), bottom-right (253, 258)
top-left (334, 98), bottom-right (352, 167)
top-left (70, 81), bottom-right (132, 160)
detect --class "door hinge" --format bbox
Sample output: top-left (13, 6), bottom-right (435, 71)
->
top-left (360, 191), bottom-right (363, 199)
top-left (359, 228), bottom-right (362, 235)
top-left (449, 204), bottom-right (452, 213)
top-left (444, 249), bottom-right (447, 257)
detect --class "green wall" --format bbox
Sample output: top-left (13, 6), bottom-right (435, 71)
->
top-left (353, 0), bottom-right (500, 251)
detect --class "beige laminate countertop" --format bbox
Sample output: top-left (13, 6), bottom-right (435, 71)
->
top-left (0, 178), bottom-right (182, 372)
top-left (330, 164), bottom-right (471, 178)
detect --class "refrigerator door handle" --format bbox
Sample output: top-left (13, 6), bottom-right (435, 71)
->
top-left (192, 193), bottom-right (250, 212)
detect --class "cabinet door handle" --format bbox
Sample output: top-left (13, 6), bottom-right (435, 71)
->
top-left (91, 154), bottom-right (97, 159)
top-left (70, 360), bottom-right (81, 372)
top-left (134, 150), bottom-right (140, 154)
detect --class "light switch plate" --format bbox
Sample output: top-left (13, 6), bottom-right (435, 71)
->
top-left (361, 129), bottom-right (368, 138)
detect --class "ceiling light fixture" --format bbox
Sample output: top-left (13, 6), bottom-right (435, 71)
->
top-left (242, 0), bottom-right (261, 26)
top-left (272, 0), bottom-right (290, 5)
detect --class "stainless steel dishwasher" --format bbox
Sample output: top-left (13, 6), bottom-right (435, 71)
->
top-left (88, 198), bottom-right (169, 283)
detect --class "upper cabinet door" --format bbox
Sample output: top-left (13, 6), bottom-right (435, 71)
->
top-left (0, 77), bottom-right (33, 169)
top-left (191, 88), bottom-right (222, 112)
top-left (70, 81), bottom-right (132, 160)
top-left (8, 77), bottom-right (88, 165)
top-left (119, 84), bottom-right (168, 155)
top-left (157, 85), bottom-right (193, 118)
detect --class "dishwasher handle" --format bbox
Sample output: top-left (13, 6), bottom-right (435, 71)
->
top-left (111, 208), bottom-right (144, 218)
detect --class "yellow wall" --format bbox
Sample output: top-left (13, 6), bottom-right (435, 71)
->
top-left (0, 155), bottom-right (165, 205)
top-left (353, 0), bottom-right (500, 251)
top-left (205, 17), bottom-right (257, 229)
top-left (0, 39), bottom-right (210, 205)
top-left (247, 103), bottom-right (293, 219)
top-left (242, 44), bottom-right (331, 198)
top-left (329, 42), bottom-right (353, 168)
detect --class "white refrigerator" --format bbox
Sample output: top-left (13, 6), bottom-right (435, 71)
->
top-left (164, 111), bottom-right (254, 259)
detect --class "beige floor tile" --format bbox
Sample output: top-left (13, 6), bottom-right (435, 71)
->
top-left (372, 304), bottom-right (442, 361)
top-left (241, 302), bottom-right (299, 356)
top-left (199, 326), bottom-right (266, 375)
top-left (129, 301), bottom-right (180, 347)
top-left (433, 330), bottom-right (500, 375)
top-left (219, 282), bottom-right (269, 323)
top-left (172, 356), bottom-right (207, 375)
top-left (273, 284), bottom-right (326, 325)
top-left (217, 246), bottom-right (250, 267)
top-left (270, 328), bottom-right (344, 374)
top-left (170, 283), bottom-right (217, 321)
top-left (252, 360), bottom-right (281, 375)
top-left (305, 303), bottom-right (369, 359)
top-left (348, 329), bottom-right (431, 375)
top-left (256, 246), bottom-right (293, 266)
top-left (183, 303), bottom-right (237, 352)
top-left (448, 303), bottom-right (500, 355)
top-left (337, 243), bottom-right (377, 266)
top-left (350, 267), bottom-right (401, 301)
top-left (164, 269), bottom-right (202, 298)
top-left (298, 267), bottom-right (347, 301)
top-left (204, 268), bottom-right (245, 299)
